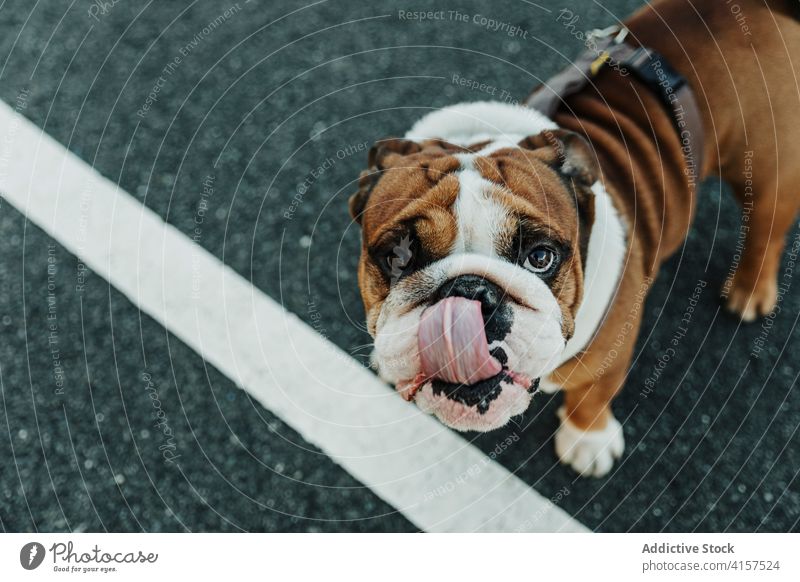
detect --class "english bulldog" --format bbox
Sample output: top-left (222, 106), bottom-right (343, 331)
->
top-left (348, 0), bottom-right (800, 476)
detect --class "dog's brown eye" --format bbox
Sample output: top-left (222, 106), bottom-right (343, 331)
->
top-left (524, 246), bottom-right (557, 274)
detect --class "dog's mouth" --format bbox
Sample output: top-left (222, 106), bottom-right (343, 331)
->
top-left (395, 296), bottom-right (540, 429)
top-left (398, 365), bottom-right (539, 404)
top-left (398, 366), bottom-right (539, 432)
top-left (418, 296), bottom-right (502, 384)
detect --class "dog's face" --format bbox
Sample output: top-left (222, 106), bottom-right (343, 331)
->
top-left (349, 129), bottom-right (598, 431)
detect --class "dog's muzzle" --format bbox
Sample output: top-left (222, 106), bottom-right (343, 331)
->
top-left (408, 275), bottom-right (538, 423)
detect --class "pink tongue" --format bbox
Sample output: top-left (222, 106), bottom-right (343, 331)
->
top-left (418, 297), bottom-right (502, 385)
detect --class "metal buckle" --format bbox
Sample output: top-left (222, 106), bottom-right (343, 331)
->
top-left (586, 25), bottom-right (629, 45)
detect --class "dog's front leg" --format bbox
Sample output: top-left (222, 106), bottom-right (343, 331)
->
top-left (555, 372), bottom-right (626, 478)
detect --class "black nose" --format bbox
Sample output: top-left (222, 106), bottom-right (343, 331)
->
top-left (436, 275), bottom-right (502, 309)
top-left (435, 275), bottom-right (513, 343)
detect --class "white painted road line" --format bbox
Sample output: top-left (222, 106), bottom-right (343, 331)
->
top-left (0, 100), bottom-right (587, 532)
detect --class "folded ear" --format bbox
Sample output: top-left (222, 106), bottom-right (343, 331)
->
top-left (348, 168), bottom-right (380, 224)
top-left (367, 137), bottom-right (422, 170)
top-left (518, 128), bottom-right (599, 187)
top-left (348, 138), bottom-right (422, 224)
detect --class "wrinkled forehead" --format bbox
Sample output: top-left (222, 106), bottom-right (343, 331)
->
top-left (361, 139), bottom-right (579, 251)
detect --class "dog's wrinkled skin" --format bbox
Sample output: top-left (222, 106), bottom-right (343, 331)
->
top-left (350, 127), bottom-right (600, 432)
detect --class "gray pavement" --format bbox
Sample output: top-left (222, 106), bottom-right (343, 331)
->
top-left (0, 0), bottom-right (798, 532)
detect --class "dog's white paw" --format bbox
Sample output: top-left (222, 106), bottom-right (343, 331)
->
top-left (555, 407), bottom-right (624, 478)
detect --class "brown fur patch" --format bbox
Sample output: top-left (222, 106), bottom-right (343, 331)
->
top-left (354, 134), bottom-right (595, 337)
top-left (355, 144), bottom-right (464, 319)
top-left (482, 147), bottom-right (589, 334)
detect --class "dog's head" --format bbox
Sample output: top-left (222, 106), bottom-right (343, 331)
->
top-left (349, 110), bottom-right (600, 432)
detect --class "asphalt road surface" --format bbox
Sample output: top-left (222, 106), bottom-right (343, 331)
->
top-left (0, 0), bottom-right (798, 532)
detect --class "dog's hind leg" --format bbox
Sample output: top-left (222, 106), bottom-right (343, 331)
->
top-left (723, 175), bottom-right (800, 321)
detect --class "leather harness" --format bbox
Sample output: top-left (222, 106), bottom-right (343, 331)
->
top-left (524, 26), bottom-right (705, 185)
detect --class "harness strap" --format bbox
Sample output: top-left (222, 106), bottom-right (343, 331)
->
top-left (525, 26), bottom-right (704, 184)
